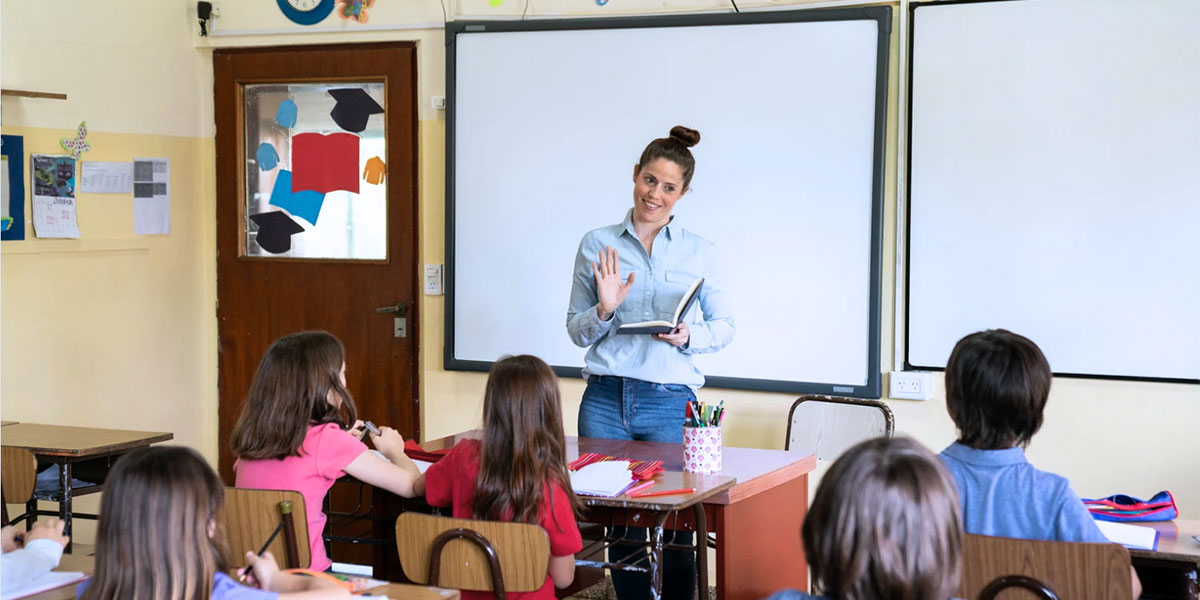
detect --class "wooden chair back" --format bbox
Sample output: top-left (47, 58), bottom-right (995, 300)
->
top-left (395, 512), bottom-right (550, 597)
top-left (1, 447), bottom-right (38, 525)
top-left (785, 395), bottom-right (894, 461)
top-left (961, 534), bottom-right (1131, 600)
top-left (219, 488), bottom-right (310, 569)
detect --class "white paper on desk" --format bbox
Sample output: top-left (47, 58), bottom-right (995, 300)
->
top-left (79, 162), bottom-right (133, 193)
top-left (368, 450), bottom-right (432, 474)
top-left (1, 570), bottom-right (86, 600)
top-left (570, 461), bottom-right (634, 497)
top-left (1095, 520), bottom-right (1158, 551)
top-left (132, 157), bottom-right (169, 235)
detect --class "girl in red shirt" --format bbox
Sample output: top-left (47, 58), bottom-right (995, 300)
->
top-left (415, 355), bottom-right (583, 600)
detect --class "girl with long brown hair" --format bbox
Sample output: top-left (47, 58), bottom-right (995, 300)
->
top-left (414, 355), bottom-right (583, 600)
top-left (77, 446), bottom-right (349, 600)
top-left (231, 331), bottom-right (421, 572)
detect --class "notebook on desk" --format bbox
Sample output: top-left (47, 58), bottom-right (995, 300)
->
top-left (1, 570), bottom-right (87, 600)
top-left (1095, 520), bottom-right (1158, 551)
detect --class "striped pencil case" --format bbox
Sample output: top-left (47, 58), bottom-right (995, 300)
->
top-left (1083, 490), bottom-right (1177, 522)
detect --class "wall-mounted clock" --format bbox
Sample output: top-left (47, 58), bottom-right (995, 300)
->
top-left (276, 0), bottom-right (336, 25)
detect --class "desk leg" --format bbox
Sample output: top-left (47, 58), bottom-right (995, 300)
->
top-left (693, 503), bottom-right (709, 598)
top-left (713, 474), bottom-right (808, 600)
top-left (649, 512), bottom-right (669, 600)
top-left (58, 462), bottom-right (73, 552)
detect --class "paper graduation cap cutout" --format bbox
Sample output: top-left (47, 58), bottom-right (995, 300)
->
top-left (250, 211), bottom-right (305, 254)
top-left (328, 88), bottom-right (384, 133)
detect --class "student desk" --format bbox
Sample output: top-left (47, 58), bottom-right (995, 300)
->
top-left (407, 432), bottom-right (816, 600)
top-left (23, 553), bottom-right (461, 600)
top-left (1129, 519), bottom-right (1200, 600)
top-left (1, 423), bottom-right (172, 539)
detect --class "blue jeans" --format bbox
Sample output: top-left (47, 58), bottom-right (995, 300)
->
top-left (579, 376), bottom-right (696, 600)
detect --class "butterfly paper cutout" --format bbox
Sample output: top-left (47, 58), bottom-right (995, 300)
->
top-left (337, 0), bottom-right (373, 23)
top-left (60, 121), bottom-right (90, 159)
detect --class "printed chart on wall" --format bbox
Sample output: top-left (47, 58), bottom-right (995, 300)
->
top-left (30, 154), bottom-right (81, 239)
top-left (133, 157), bottom-right (169, 235)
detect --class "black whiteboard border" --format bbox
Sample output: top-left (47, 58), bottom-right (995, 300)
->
top-left (903, 0), bottom-right (1200, 385)
top-left (445, 6), bottom-right (891, 398)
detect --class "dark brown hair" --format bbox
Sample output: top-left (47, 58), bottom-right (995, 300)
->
top-left (230, 331), bottom-right (356, 459)
top-left (81, 446), bottom-right (229, 600)
top-left (945, 328), bottom-right (1052, 450)
top-left (803, 436), bottom-right (963, 600)
top-left (637, 125), bottom-right (701, 189)
top-left (473, 355), bottom-right (582, 526)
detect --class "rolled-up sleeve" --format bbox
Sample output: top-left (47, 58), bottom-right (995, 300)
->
top-left (566, 235), bottom-right (614, 347)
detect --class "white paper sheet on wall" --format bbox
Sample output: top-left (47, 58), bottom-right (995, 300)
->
top-left (132, 157), bottom-right (169, 235)
top-left (79, 161), bottom-right (133, 193)
top-left (30, 154), bottom-right (81, 239)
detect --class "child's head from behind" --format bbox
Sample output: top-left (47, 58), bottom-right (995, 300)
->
top-left (804, 436), bottom-right (962, 600)
top-left (231, 330), bottom-right (355, 459)
top-left (945, 328), bottom-right (1051, 450)
top-left (475, 354), bottom-right (578, 523)
top-left (83, 446), bottom-right (226, 600)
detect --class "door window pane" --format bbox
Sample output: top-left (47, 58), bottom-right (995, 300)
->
top-left (242, 82), bottom-right (386, 260)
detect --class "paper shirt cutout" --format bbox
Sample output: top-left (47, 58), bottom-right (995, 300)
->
top-left (1, 217), bottom-right (12, 231)
top-left (256, 143), bottom-right (280, 171)
top-left (327, 88), bottom-right (383, 134)
top-left (290, 132), bottom-right (359, 195)
top-left (275, 99), bottom-right (298, 129)
top-left (250, 211), bottom-right (305, 254)
top-left (362, 156), bottom-right (386, 185)
top-left (269, 170), bottom-right (326, 226)
top-left (60, 122), bottom-right (90, 160)
top-left (337, 0), bottom-right (373, 23)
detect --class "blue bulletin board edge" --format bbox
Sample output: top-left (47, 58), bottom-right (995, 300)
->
top-left (2, 134), bottom-right (26, 241)
top-left (442, 6), bottom-right (892, 399)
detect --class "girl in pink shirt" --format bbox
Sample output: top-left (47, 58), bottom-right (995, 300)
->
top-left (231, 331), bottom-right (421, 571)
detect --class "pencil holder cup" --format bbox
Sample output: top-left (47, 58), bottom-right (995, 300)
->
top-left (683, 426), bottom-right (722, 474)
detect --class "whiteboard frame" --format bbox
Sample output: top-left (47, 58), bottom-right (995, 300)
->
top-left (903, 0), bottom-right (1200, 385)
top-left (445, 7), bottom-right (892, 397)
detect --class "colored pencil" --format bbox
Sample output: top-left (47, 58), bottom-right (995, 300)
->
top-left (624, 480), bottom-right (655, 496)
top-left (631, 487), bottom-right (696, 498)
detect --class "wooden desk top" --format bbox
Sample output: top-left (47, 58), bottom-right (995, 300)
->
top-left (1, 423), bottom-right (173, 457)
top-left (24, 554), bottom-right (461, 600)
top-left (1128, 519), bottom-right (1200, 566)
top-left (422, 431), bottom-right (815, 507)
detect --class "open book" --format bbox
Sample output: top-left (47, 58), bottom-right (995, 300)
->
top-left (616, 277), bottom-right (704, 335)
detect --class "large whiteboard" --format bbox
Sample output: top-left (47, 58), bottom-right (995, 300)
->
top-left (447, 8), bottom-right (890, 396)
top-left (907, 0), bottom-right (1200, 381)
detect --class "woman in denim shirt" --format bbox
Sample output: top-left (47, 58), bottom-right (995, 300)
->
top-left (565, 125), bottom-right (734, 600)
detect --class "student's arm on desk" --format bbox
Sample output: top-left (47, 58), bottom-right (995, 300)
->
top-left (549, 555), bottom-right (575, 589)
top-left (244, 551), bottom-right (350, 600)
top-left (344, 427), bottom-right (421, 498)
top-left (412, 473), bottom-right (426, 497)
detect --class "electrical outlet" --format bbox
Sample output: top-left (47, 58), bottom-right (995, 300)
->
top-left (424, 264), bottom-right (443, 295)
top-left (889, 371), bottom-right (933, 400)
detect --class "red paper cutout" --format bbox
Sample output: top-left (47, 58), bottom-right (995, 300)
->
top-left (291, 132), bottom-right (360, 194)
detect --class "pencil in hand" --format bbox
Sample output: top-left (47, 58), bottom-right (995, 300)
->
top-left (239, 521), bottom-right (285, 582)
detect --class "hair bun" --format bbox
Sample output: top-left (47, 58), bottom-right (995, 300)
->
top-left (668, 125), bottom-right (701, 148)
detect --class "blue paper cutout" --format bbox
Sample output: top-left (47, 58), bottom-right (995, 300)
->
top-left (275, 99), bottom-right (298, 128)
top-left (1, 134), bottom-right (26, 241)
top-left (256, 143), bottom-right (280, 171)
top-left (268, 170), bottom-right (325, 226)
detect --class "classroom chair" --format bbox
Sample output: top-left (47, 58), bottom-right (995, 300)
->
top-left (961, 534), bottom-right (1131, 600)
top-left (1, 447), bottom-right (38, 526)
top-left (395, 512), bottom-right (550, 600)
top-left (785, 395), bottom-right (894, 461)
top-left (219, 488), bottom-right (310, 569)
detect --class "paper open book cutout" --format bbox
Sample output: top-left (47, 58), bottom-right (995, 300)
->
top-left (616, 277), bottom-right (704, 335)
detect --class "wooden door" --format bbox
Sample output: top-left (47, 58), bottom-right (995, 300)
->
top-left (213, 44), bottom-right (420, 482)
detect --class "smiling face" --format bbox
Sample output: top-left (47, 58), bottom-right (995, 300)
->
top-left (632, 158), bottom-right (688, 227)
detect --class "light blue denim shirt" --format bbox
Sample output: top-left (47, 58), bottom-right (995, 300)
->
top-left (566, 209), bottom-right (734, 388)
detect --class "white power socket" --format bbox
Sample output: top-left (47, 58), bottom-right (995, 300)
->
top-left (889, 371), bottom-right (933, 400)
top-left (424, 264), bottom-right (443, 295)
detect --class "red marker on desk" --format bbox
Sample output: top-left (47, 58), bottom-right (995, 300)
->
top-left (631, 487), bottom-right (695, 498)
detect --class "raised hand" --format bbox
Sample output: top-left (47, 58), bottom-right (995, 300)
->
top-left (592, 246), bottom-right (635, 319)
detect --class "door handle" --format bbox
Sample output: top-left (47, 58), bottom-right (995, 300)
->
top-left (375, 301), bottom-right (407, 317)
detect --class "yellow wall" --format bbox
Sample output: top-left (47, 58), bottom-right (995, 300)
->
top-left (2, 0), bottom-right (1197, 547)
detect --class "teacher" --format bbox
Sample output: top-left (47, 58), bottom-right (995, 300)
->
top-left (565, 125), bottom-right (734, 600)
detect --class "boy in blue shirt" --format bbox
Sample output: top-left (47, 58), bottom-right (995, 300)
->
top-left (938, 328), bottom-right (1140, 598)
